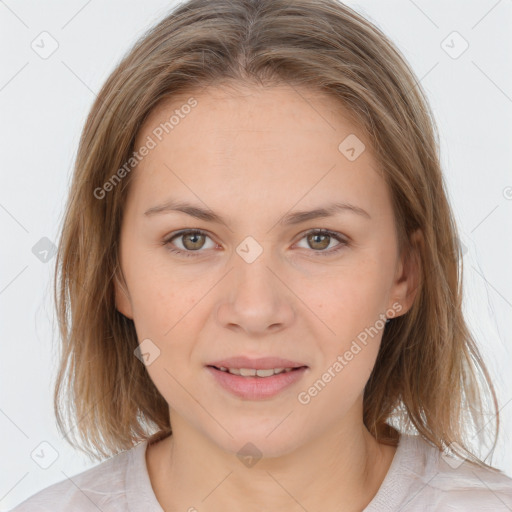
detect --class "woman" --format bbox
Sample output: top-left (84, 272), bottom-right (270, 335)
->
top-left (10, 0), bottom-right (512, 510)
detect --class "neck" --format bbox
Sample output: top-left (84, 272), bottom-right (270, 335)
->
top-left (147, 410), bottom-right (397, 512)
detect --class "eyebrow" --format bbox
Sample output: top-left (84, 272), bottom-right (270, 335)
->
top-left (144, 199), bottom-right (371, 225)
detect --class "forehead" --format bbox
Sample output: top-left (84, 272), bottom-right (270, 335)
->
top-left (137, 82), bottom-right (364, 144)
top-left (128, 83), bottom-right (388, 220)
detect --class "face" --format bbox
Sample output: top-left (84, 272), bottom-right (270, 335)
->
top-left (115, 83), bottom-right (418, 458)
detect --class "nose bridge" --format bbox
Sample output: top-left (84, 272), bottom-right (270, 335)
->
top-left (232, 234), bottom-right (280, 303)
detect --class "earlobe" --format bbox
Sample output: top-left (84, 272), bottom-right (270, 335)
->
top-left (114, 269), bottom-right (134, 319)
top-left (404, 229), bottom-right (423, 309)
top-left (389, 228), bottom-right (423, 317)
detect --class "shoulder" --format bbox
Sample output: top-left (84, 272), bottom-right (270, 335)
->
top-left (9, 442), bottom-right (145, 512)
top-left (399, 434), bottom-right (512, 510)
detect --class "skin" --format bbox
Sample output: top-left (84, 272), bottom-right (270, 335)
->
top-left (114, 83), bottom-right (421, 512)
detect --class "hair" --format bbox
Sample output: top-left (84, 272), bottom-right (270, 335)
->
top-left (53, 0), bottom-right (501, 468)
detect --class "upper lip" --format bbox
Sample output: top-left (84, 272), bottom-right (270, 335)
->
top-left (207, 356), bottom-right (308, 370)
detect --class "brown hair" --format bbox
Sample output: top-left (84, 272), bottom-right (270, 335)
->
top-left (53, 0), bottom-right (500, 468)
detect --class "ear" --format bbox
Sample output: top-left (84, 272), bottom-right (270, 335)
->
top-left (114, 267), bottom-right (134, 319)
top-left (387, 228), bottom-right (423, 318)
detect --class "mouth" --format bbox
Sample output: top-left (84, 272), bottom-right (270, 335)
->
top-left (207, 365), bottom-right (307, 377)
top-left (206, 355), bottom-right (308, 371)
top-left (205, 361), bottom-right (309, 400)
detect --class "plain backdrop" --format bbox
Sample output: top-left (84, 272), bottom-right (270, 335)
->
top-left (1, 0), bottom-right (511, 509)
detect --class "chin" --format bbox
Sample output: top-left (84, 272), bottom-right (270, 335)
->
top-left (207, 421), bottom-right (306, 461)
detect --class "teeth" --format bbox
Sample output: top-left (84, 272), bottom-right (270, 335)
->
top-left (217, 367), bottom-right (297, 377)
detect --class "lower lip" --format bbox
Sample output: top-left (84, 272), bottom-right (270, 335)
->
top-left (206, 366), bottom-right (308, 400)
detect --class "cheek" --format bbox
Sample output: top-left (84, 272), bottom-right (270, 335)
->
top-left (129, 283), bottom-right (201, 408)
top-left (296, 324), bottom-right (382, 432)
top-left (124, 249), bottom-right (203, 331)
top-left (297, 261), bottom-right (388, 394)
top-left (305, 260), bottom-right (389, 332)
top-left (299, 284), bottom-right (384, 415)
top-left (131, 285), bottom-right (199, 340)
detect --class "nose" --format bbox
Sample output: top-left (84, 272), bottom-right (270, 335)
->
top-left (214, 251), bottom-right (296, 337)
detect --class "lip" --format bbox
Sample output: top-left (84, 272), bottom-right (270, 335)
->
top-left (206, 356), bottom-right (307, 370)
top-left (206, 365), bottom-right (308, 400)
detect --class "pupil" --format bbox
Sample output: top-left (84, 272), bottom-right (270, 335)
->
top-left (310, 233), bottom-right (329, 250)
top-left (185, 233), bottom-right (203, 249)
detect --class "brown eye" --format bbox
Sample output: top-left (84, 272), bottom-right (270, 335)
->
top-left (164, 228), bottom-right (348, 259)
top-left (181, 232), bottom-right (206, 251)
top-left (296, 229), bottom-right (348, 256)
top-left (306, 232), bottom-right (331, 250)
top-left (164, 229), bottom-right (215, 257)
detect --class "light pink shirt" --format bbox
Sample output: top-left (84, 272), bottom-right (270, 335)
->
top-left (10, 434), bottom-right (512, 511)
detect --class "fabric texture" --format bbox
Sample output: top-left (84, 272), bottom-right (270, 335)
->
top-left (10, 433), bottom-right (512, 511)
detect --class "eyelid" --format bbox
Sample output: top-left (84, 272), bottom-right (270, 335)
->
top-left (163, 228), bottom-right (219, 252)
top-left (293, 228), bottom-right (348, 251)
top-left (163, 228), bottom-right (349, 257)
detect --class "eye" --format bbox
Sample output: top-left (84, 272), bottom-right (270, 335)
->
top-left (294, 228), bottom-right (348, 256)
top-left (162, 228), bottom-right (348, 258)
top-left (163, 229), bottom-right (216, 257)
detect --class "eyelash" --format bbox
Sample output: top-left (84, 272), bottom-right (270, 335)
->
top-left (162, 228), bottom-right (348, 258)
